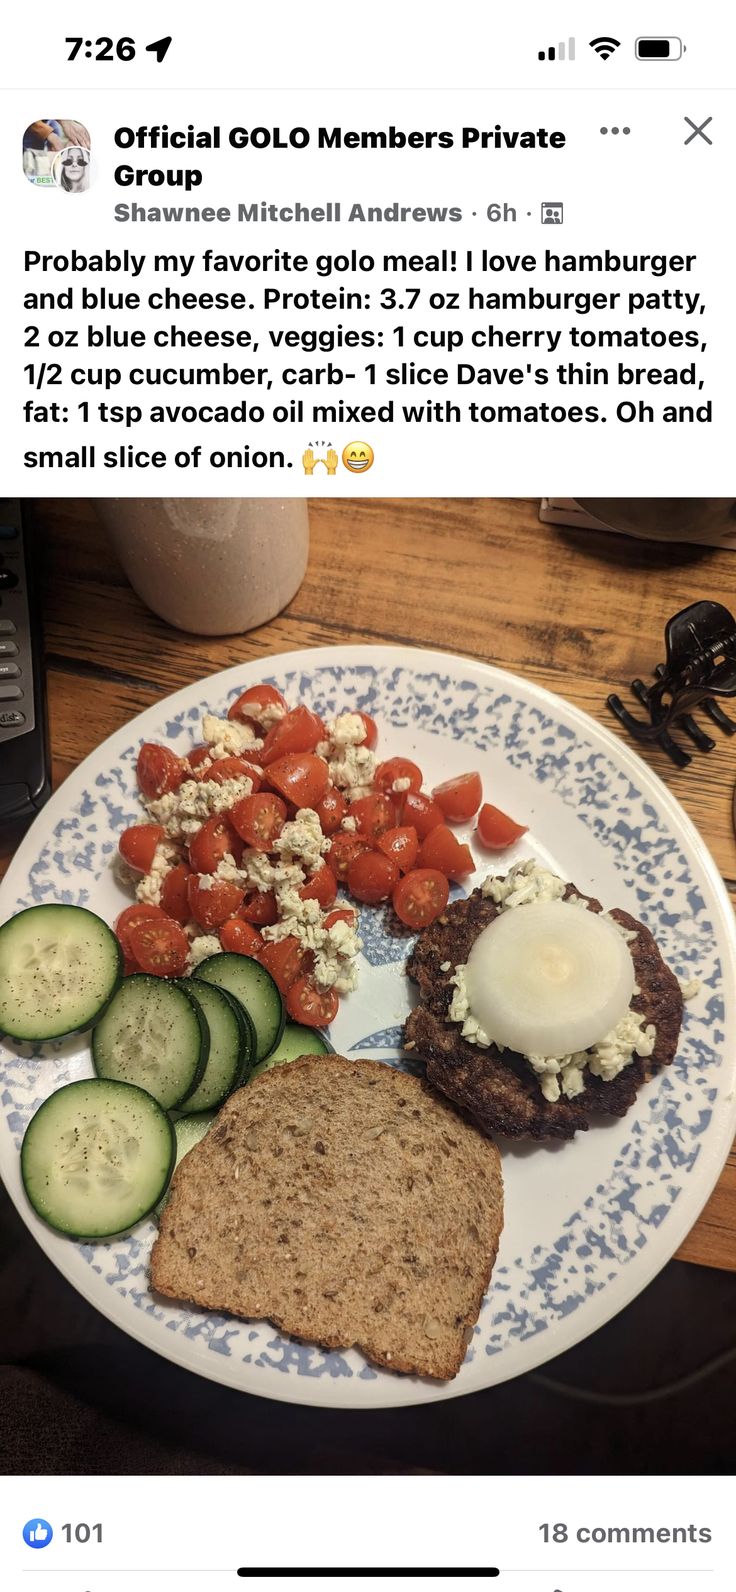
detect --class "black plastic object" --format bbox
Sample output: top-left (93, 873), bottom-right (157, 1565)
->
top-left (0, 507), bottom-right (51, 828)
top-left (607, 601), bottom-right (736, 768)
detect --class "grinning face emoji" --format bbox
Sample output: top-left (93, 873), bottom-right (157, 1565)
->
top-left (342, 441), bottom-right (374, 474)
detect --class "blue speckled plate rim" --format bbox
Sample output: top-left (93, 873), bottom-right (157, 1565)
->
top-left (0, 643), bottom-right (734, 1412)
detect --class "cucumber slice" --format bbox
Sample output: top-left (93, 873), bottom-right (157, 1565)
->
top-left (195, 953), bottom-right (284, 1062)
top-left (250, 1021), bottom-right (334, 1079)
top-left (215, 986), bottom-right (257, 1086)
top-left (92, 975), bottom-right (208, 1110)
top-left (21, 1078), bottom-right (175, 1239)
top-left (0, 904), bottom-right (122, 1042)
top-left (157, 1112), bottom-right (216, 1215)
top-left (173, 1111), bottom-right (216, 1164)
top-left (176, 979), bottom-right (248, 1112)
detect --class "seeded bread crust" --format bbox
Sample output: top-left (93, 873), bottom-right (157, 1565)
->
top-left (151, 1055), bottom-right (504, 1380)
top-left (404, 881), bottom-right (683, 1141)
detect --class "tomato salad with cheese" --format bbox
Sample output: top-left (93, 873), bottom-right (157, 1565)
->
top-left (115, 683), bottom-right (527, 1027)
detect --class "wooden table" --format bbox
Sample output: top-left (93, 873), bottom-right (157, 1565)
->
top-left (3, 497), bottom-right (735, 1271)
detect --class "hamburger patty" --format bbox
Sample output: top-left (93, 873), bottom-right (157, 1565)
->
top-left (404, 881), bottom-right (683, 1141)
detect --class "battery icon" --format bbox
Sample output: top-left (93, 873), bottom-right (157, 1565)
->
top-left (635, 37), bottom-right (684, 60)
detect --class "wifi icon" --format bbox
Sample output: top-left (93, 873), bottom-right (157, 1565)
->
top-left (590, 35), bottom-right (621, 60)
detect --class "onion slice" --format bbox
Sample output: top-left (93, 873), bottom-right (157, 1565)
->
top-left (464, 900), bottom-right (635, 1057)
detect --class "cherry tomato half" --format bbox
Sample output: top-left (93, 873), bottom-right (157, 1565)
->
top-left (417, 824), bottom-right (476, 881)
top-left (258, 936), bottom-right (313, 995)
top-left (401, 790), bottom-right (445, 839)
top-left (118, 823), bottom-right (164, 874)
top-left (187, 874), bottom-right (245, 931)
top-left (299, 864), bottom-right (338, 910)
top-left (286, 977), bottom-right (339, 1028)
top-left (128, 916), bottom-right (189, 978)
top-left (220, 918), bottom-right (264, 956)
top-left (260, 705), bottom-right (324, 766)
top-left (476, 802), bottom-right (529, 851)
top-left (240, 889), bottom-right (278, 926)
top-left (432, 771), bottom-right (483, 824)
top-left (392, 868), bottom-right (450, 929)
top-left (323, 907), bottom-right (357, 930)
top-left (187, 743), bottom-right (213, 776)
top-left (376, 825), bottom-right (419, 872)
top-left (227, 683), bottom-right (288, 725)
top-left (265, 753), bottom-right (330, 809)
top-left (347, 850), bottom-right (400, 905)
top-left (374, 757), bottom-right (423, 796)
top-left (160, 862), bottom-right (193, 925)
top-left (316, 786), bottom-right (348, 835)
top-left (356, 711), bottom-right (378, 749)
top-left (188, 814), bottom-right (240, 875)
top-left (230, 792), bottom-right (287, 852)
top-left (136, 743), bottom-right (186, 800)
top-left (350, 792), bottom-right (395, 841)
top-left (326, 832), bottom-right (370, 881)
top-left (114, 903), bottom-right (166, 967)
top-left (205, 756), bottom-right (262, 791)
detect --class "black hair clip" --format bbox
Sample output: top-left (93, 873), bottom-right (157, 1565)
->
top-left (607, 600), bottom-right (736, 768)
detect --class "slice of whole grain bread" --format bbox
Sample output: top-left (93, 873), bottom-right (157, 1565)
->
top-left (151, 1054), bottom-right (503, 1380)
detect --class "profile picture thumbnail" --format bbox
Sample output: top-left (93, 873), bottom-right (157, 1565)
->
top-left (22, 119), bottom-right (91, 190)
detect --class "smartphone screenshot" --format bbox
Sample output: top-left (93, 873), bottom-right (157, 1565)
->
top-left (0, 5), bottom-right (734, 1587)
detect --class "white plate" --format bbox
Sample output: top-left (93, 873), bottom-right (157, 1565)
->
top-left (1, 645), bottom-right (734, 1410)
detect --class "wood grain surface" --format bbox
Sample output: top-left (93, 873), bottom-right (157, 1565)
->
top-left (2, 497), bottom-right (734, 1270)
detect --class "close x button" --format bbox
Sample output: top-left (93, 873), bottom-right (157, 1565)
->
top-left (684, 115), bottom-right (713, 145)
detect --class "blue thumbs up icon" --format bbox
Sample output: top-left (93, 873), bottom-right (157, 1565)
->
top-left (23, 1520), bottom-right (53, 1549)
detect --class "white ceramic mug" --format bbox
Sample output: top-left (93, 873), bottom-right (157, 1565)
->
top-left (95, 498), bottom-right (309, 635)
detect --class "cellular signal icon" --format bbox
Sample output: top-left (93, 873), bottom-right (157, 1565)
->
top-left (589, 36), bottom-right (621, 60)
top-left (538, 37), bottom-right (575, 61)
